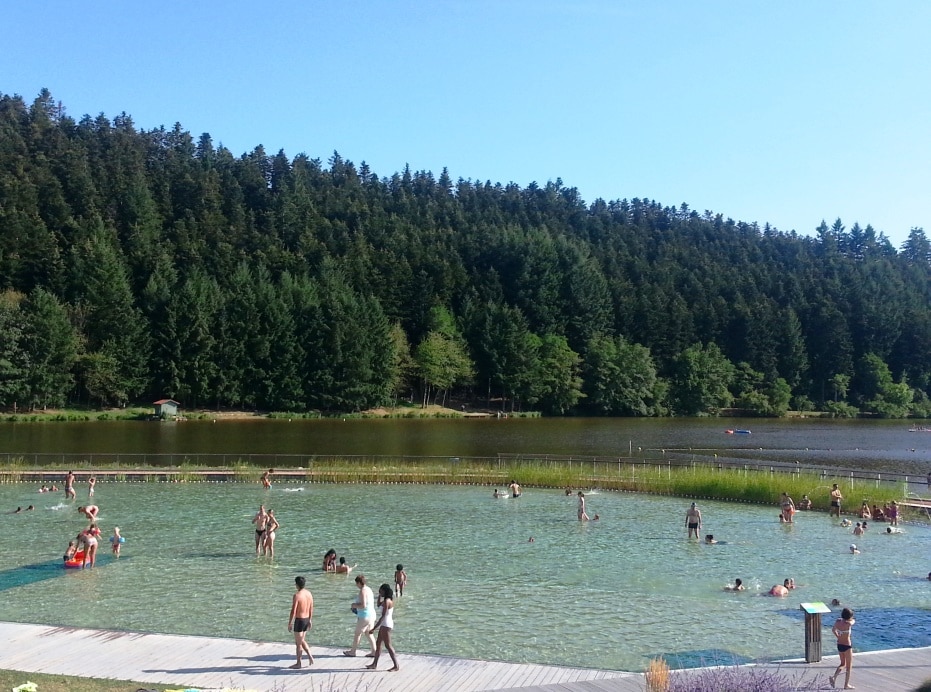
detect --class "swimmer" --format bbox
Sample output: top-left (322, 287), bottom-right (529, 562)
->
top-left (394, 564), bottom-right (407, 597)
top-left (39, 485), bottom-right (48, 493)
top-left (783, 578), bottom-right (796, 590)
top-left (77, 505), bottom-right (99, 521)
top-left (704, 534), bottom-right (718, 544)
top-left (12, 507), bottom-right (21, 514)
top-left (850, 544), bottom-right (860, 554)
top-left (769, 584), bottom-right (789, 597)
top-left (88, 476), bottom-right (96, 498)
top-left (508, 479), bottom-right (521, 498)
top-left (63, 540), bottom-right (77, 562)
top-left (853, 522), bottom-right (863, 536)
top-left (111, 526), bottom-right (123, 556)
top-left (577, 491), bottom-right (590, 521)
top-left (886, 526), bottom-right (903, 534)
top-left (335, 556), bottom-right (357, 574)
top-left (593, 514), bottom-right (600, 521)
top-left (831, 598), bottom-right (842, 606)
top-left (840, 518), bottom-right (852, 527)
top-left (528, 537), bottom-right (535, 542)
top-left (25, 505), bottom-right (34, 511)
top-left (685, 502), bottom-right (702, 538)
top-left (725, 578), bottom-right (745, 591)
top-left (323, 548), bottom-right (337, 572)
top-left (263, 509), bottom-right (279, 558)
top-left (252, 505), bottom-right (268, 556)
top-left (493, 488), bottom-right (503, 498)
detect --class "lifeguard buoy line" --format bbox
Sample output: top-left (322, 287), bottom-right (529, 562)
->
top-left (64, 550), bottom-right (85, 569)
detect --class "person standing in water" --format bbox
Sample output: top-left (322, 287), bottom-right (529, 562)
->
top-left (263, 509), bottom-right (279, 558)
top-left (287, 576), bottom-right (314, 669)
top-left (65, 470), bottom-right (76, 500)
top-left (508, 479), bottom-right (521, 498)
top-left (685, 502), bottom-right (702, 538)
top-left (251, 505), bottom-right (267, 556)
top-left (829, 607), bottom-right (855, 689)
top-left (830, 483), bottom-right (843, 518)
top-left (577, 491), bottom-right (590, 521)
top-left (88, 476), bottom-right (96, 498)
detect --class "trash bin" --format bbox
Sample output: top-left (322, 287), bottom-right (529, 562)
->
top-left (800, 602), bottom-right (832, 663)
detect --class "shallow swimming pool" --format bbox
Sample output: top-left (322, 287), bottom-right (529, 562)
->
top-left (1, 482), bottom-right (929, 671)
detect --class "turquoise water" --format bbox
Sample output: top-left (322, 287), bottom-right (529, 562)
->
top-left (1, 481), bottom-right (929, 671)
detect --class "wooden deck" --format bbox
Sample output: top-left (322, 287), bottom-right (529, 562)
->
top-left (1, 621), bottom-right (930, 691)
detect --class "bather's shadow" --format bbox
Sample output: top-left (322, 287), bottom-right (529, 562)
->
top-left (145, 652), bottom-right (357, 677)
top-left (647, 648), bottom-right (755, 670)
top-left (0, 555), bottom-right (124, 592)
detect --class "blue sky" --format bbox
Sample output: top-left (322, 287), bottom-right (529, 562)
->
top-left (5, 1), bottom-right (930, 248)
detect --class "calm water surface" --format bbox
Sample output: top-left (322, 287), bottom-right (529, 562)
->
top-left (1, 482), bottom-right (929, 671)
top-left (1, 417), bottom-right (931, 476)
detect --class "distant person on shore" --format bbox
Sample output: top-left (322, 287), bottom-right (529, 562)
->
top-left (263, 510), bottom-right (279, 558)
top-left (287, 576), bottom-right (314, 669)
top-left (508, 480), bottom-right (521, 498)
top-left (859, 502), bottom-right (871, 519)
top-left (829, 607), bottom-right (855, 689)
top-left (365, 583), bottom-right (399, 672)
top-left (110, 526), bottom-right (123, 556)
top-left (335, 557), bottom-right (356, 574)
top-left (685, 502), bottom-right (702, 538)
top-left (65, 470), bottom-right (75, 500)
top-left (261, 468), bottom-right (272, 489)
top-left (251, 505), bottom-right (267, 556)
top-left (830, 483), bottom-right (843, 517)
top-left (344, 574), bottom-right (376, 657)
top-left (577, 491), bottom-right (590, 521)
top-left (88, 476), bottom-right (96, 498)
top-left (323, 549), bottom-right (337, 572)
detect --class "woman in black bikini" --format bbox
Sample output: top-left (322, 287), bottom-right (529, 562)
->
top-left (830, 607), bottom-right (855, 689)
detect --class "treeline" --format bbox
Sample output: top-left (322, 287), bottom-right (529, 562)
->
top-left (1, 89), bottom-right (930, 417)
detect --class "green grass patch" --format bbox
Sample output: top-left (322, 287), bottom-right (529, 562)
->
top-left (0, 669), bottom-right (176, 692)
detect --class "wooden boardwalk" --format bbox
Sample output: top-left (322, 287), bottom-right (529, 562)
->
top-left (1, 621), bottom-right (930, 691)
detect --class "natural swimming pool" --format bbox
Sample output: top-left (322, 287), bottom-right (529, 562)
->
top-left (1, 481), bottom-right (929, 672)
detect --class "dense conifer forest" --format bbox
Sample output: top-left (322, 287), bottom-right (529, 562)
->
top-left (2, 89), bottom-right (930, 417)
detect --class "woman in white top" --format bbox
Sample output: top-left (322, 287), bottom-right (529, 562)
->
top-left (365, 583), bottom-right (399, 672)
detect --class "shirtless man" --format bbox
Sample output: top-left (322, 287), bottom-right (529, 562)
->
top-left (508, 479), bottom-right (521, 498)
top-left (685, 502), bottom-right (702, 538)
top-left (65, 470), bottom-right (76, 500)
top-left (252, 505), bottom-right (268, 556)
top-left (261, 468), bottom-right (272, 490)
top-left (577, 491), bottom-right (590, 521)
top-left (287, 576), bottom-right (314, 669)
top-left (830, 483), bottom-right (843, 517)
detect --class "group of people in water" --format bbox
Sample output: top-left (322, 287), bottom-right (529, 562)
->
top-left (56, 472), bottom-right (123, 568)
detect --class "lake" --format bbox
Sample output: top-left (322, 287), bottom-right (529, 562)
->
top-left (0, 417), bottom-right (929, 478)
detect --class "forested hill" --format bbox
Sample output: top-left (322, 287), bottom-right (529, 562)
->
top-left (2, 90), bottom-right (931, 417)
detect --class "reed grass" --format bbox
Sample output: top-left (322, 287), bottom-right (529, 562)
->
top-left (645, 657), bottom-right (670, 692)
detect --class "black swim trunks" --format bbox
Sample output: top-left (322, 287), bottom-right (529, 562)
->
top-left (831, 501), bottom-right (840, 507)
top-left (837, 644), bottom-right (851, 653)
top-left (255, 529), bottom-right (265, 535)
top-left (293, 617), bottom-right (310, 633)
